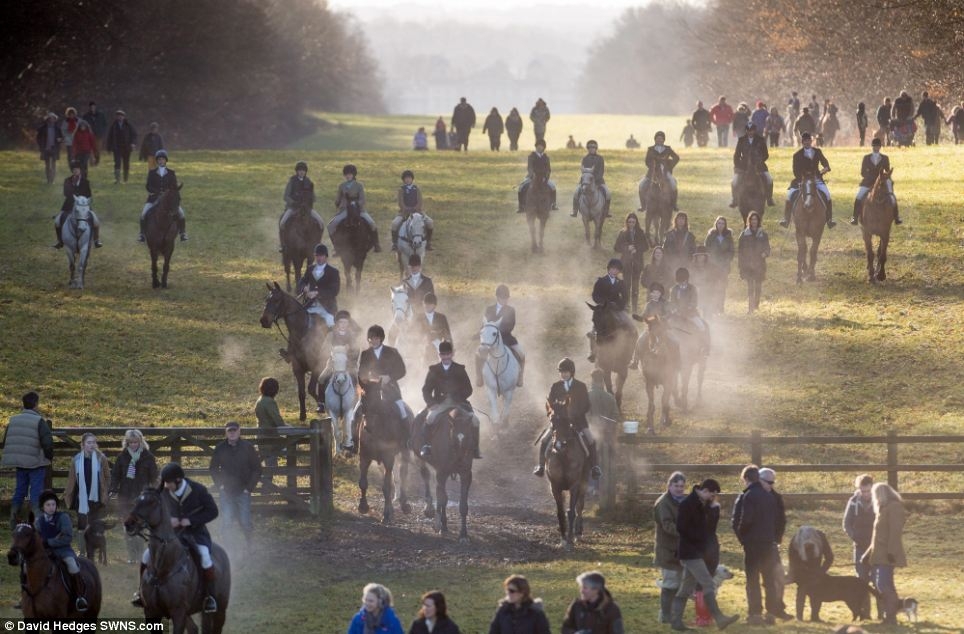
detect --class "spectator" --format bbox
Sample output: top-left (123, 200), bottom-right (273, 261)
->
top-left (2, 391), bottom-right (53, 526)
top-left (483, 108), bottom-right (504, 151)
top-left (653, 472), bottom-right (687, 624)
top-left (915, 91), bottom-right (942, 145)
top-left (64, 433), bottom-right (110, 559)
top-left (255, 377), bottom-right (285, 471)
top-left (625, 134), bottom-right (641, 149)
top-left (613, 212), bottom-right (650, 313)
top-left (61, 107), bottom-right (80, 162)
top-left (732, 102), bottom-right (750, 140)
top-left (139, 122), bottom-right (165, 169)
top-left (737, 212), bottom-right (769, 314)
top-left (703, 216), bottom-right (734, 316)
top-left (348, 583), bottom-right (404, 634)
top-left (36, 112), bottom-right (64, 184)
top-left (674, 478), bottom-right (739, 631)
top-left (565, 135), bottom-right (577, 150)
top-left (862, 483), bottom-right (906, 625)
top-left (109, 429), bottom-right (159, 564)
top-left (750, 101), bottom-right (769, 134)
top-left (709, 96), bottom-right (734, 147)
top-left (855, 102), bottom-right (869, 147)
top-left (488, 575), bottom-right (550, 634)
top-left (758, 468), bottom-right (792, 621)
top-left (731, 465), bottom-right (783, 626)
top-left (951, 103), bottom-right (964, 144)
top-left (408, 590), bottom-right (462, 634)
top-left (843, 474), bottom-right (876, 581)
top-left (433, 117), bottom-right (448, 150)
top-left (892, 90), bottom-right (914, 121)
top-left (529, 98), bottom-right (551, 144)
top-left (451, 97), bottom-right (476, 151)
top-left (105, 109), bottom-right (137, 184)
top-left (71, 120), bottom-right (99, 177)
top-left (680, 119), bottom-right (695, 148)
top-left (641, 246), bottom-right (674, 296)
top-left (661, 212), bottom-right (695, 275)
top-left (209, 421), bottom-right (262, 550)
top-left (876, 98), bottom-right (893, 145)
top-left (505, 108), bottom-right (523, 151)
top-left (447, 129), bottom-right (459, 151)
top-left (764, 107), bottom-right (784, 148)
top-left (82, 101), bottom-right (108, 145)
top-left (808, 94), bottom-right (820, 119)
top-left (692, 101), bottom-right (711, 147)
top-left (561, 571), bottom-right (624, 634)
top-left (413, 126), bottom-right (428, 151)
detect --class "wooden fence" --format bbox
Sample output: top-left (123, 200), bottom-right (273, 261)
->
top-left (600, 430), bottom-right (964, 509)
top-left (1, 420), bottom-right (336, 517)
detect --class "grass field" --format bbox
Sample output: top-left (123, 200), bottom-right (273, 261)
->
top-left (1, 113), bottom-right (963, 632)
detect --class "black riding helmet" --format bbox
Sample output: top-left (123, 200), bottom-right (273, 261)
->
top-left (607, 258), bottom-right (623, 272)
top-left (39, 489), bottom-right (60, 507)
top-left (586, 139), bottom-right (598, 149)
top-left (295, 161), bottom-right (308, 172)
top-left (535, 139), bottom-right (547, 149)
top-left (367, 324), bottom-right (385, 341)
top-left (401, 170), bottom-right (414, 181)
top-left (160, 463), bottom-right (185, 483)
top-left (654, 131), bottom-right (666, 141)
top-left (343, 164), bottom-right (358, 176)
top-left (648, 281), bottom-right (665, 295)
top-left (155, 149), bottom-right (168, 161)
top-left (495, 284), bottom-right (510, 300)
top-left (557, 357), bottom-right (575, 374)
top-left (314, 243), bottom-right (328, 256)
top-left (676, 267), bottom-right (690, 282)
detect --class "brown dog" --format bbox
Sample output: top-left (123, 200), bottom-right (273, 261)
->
top-left (799, 572), bottom-right (876, 622)
top-left (83, 518), bottom-right (114, 565)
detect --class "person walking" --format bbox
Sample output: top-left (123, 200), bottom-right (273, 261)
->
top-left (109, 429), bottom-right (159, 564)
top-left (488, 575), bottom-right (550, 634)
top-left (451, 97), bottom-right (476, 152)
top-left (855, 102), bottom-right (869, 147)
top-left (731, 465), bottom-right (783, 626)
top-left (2, 391), bottom-right (53, 527)
top-left (709, 97), bottom-right (734, 147)
top-left (704, 216), bottom-right (734, 316)
top-left (408, 590), bottom-right (462, 634)
top-left (737, 212), bottom-right (769, 314)
top-left (71, 120), bottom-right (99, 177)
top-left (348, 583), bottom-right (404, 634)
top-left (82, 101), bottom-right (108, 146)
top-left (764, 106), bottom-right (784, 148)
top-left (209, 421), bottom-right (262, 552)
top-left (36, 112), bottom-right (64, 184)
top-left (483, 108), bottom-right (504, 151)
top-left (529, 98), bottom-right (551, 144)
top-left (613, 213), bottom-right (650, 313)
top-left (654, 472), bottom-right (687, 624)
top-left (105, 109), bottom-right (137, 184)
top-left (255, 377), bottom-right (285, 470)
top-left (561, 571), bottom-right (624, 634)
top-left (64, 433), bottom-right (110, 559)
top-left (139, 122), bottom-right (165, 170)
top-left (433, 117), bottom-right (448, 150)
top-left (842, 474), bottom-right (875, 581)
top-left (861, 483), bottom-right (906, 625)
top-left (61, 107), bottom-right (80, 163)
top-left (505, 108), bottom-right (523, 151)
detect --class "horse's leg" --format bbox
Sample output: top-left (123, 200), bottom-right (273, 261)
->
top-left (358, 455), bottom-right (371, 514)
top-left (161, 246), bottom-right (172, 288)
top-left (662, 373), bottom-right (676, 428)
top-left (877, 232), bottom-right (889, 281)
top-left (459, 468), bottom-right (472, 542)
top-left (680, 361), bottom-right (693, 413)
top-left (435, 469), bottom-right (448, 534)
top-left (526, 214), bottom-right (537, 252)
top-left (354, 265), bottom-right (362, 294)
top-left (551, 481), bottom-right (568, 546)
top-left (283, 255), bottom-right (292, 293)
top-left (566, 489), bottom-right (577, 549)
top-left (594, 216), bottom-right (604, 249)
top-left (582, 214), bottom-right (591, 245)
top-left (574, 481), bottom-right (586, 538)
top-left (500, 387), bottom-right (516, 428)
top-left (795, 233), bottom-right (806, 284)
top-left (295, 367), bottom-right (307, 422)
top-left (645, 379), bottom-right (656, 433)
top-left (696, 358), bottom-right (706, 403)
top-left (151, 249), bottom-right (160, 289)
top-left (539, 217), bottom-right (547, 252)
top-left (398, 449), bottom-right (412, 514)
top-left (486, 380), bottom-right (502, 429)
top-left (420, 462), bottom-right (434, 519)
top-left (808, 235), bottom-right (820, 281)
top-left (603, 371), bottom-right (613, 396)
top-left (382, 456), bottom-right (395, 524)
top-left (863, 230), bottom-right (876, 283)
top-left (614, 368), bottom-right (627, 409)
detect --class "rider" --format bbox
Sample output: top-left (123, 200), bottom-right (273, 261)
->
top-left (415, 292), bottom-right (452, 366)
top-left (780, 132), bottom-right (835, 229)
top-left (35, 490), bottom-right (89, 612)
top-left (402, 253), bottom-right (435, 307)
top-left (53, 160), bottom-right (102, 249)
top-left (278, 161), bottom-right (325, 252)
top-left (327, 164), bottom-right (382, 253)
top-left (629, 282), bottom-right (670, 370)
top-left (729, 122), bottom-right (775, 208)
top-left (516, 138), bottom-right (557, 213)
top-left (638, 131), bottom-right (680, 213)
top-left (319, 309), bottom-right (361, 427)
top-left (139, 149), bottom-right (187, 243)
top-left (297, 243), bottom-right (340, 329)
top-left (355, 324), bottom-right (411, 438)
top-left (392, 170), bottom-right (434, 251)
top-left (131, 463), bottom-right (219, 613)
top-left (850, 137), bottom-right (902, 226)
top-left (415, 341), bottom-right (481, 460)
top-left (477, 284), bottom-right (525, 388)
top-left (669, 267), bottom-right (710, 355)
top-left (533, 358), bottom-right (602, 479)
top-left (571, 139), bottom-right (612, 219)
top-left (587, 258), bottom-right (634, 363)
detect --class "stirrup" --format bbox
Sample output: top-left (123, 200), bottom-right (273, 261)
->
top-left (419, 444), bottom-right (432, 458)
top-left (131, 593), bottom-right (144, 607)
top-left (180, 233), bottom-right (189, 241)
top-left (76, 597), bottom-right (89, 612)
top-left (778, 219), bottom-right (789, 228)
top-left (137, 234), bottom-right (146, 242)
top-left (849, 217), bottom-right (859, 225)
top-left (94, 241), bottom-right (103, 248)
top-left (533, 465), bottom-right (545, 477)
top-left (203, 596), bottom-right (218, 614)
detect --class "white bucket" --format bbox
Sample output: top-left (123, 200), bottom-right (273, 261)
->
top-left (623, 420), bottom-right (639, 434)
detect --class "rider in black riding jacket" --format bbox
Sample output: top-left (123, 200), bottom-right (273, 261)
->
top-left (533, 358), bottom-right (602, 480)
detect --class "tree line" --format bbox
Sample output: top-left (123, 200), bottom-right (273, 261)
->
top-left (2, 0), bottom-right (384, 149)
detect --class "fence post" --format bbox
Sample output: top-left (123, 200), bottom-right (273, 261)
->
top-left (600, 428), bottom-right (616, 512)
top-left (309, 418), bottom-right (334, 518)
top-left (887, 429), bottom-right (899, 490)
top-left (751, 430), bottom-right (763, 467)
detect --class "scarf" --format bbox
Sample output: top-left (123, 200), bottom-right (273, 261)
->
top-left (364, 609), bottom-right (382, 634)
top-left (74, 451), bottom-right (100, 514)
top-left (126, 446), bottom-right (143, 479)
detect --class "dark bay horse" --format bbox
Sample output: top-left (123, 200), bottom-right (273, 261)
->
top-left (792, 173), bottom-right (827, 284)
top-left (588, 303), bottom-right (637, 408)
top-left (7, 522), bottom-right (102, 620)
top-left (544, 415), bottom-right (588, 551)
top-left (281, 208), bottom-right (323, 292)
top-left (736, 166), bottom-right (767, 227)
top-left (356, 384), bottom-right (412, 524)
top-left (331, 201), bottom-right (373, 293)
top-left (146, 184), bottom-right (182, 289)
top-left (259, 282), bottom-right (328, 421)
top-left (634, 316), bottom-right (680, 434)
top-left (525, 174), bottom-right (551, 253)
top-left (642, 165), bottom-right (673, 245)
top-left (415, 404), bottom-right (475, 542)
top-left (860, 168), bottom-right (896, 283)
top-left (124, 488), bottom-right (230, 634)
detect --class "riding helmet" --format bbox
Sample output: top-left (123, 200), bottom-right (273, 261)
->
top-left (160, 463), bottom-right (185, 483)
top-left (607, 258), bottom-right (624, 272)
top-left (408, 253), bottom-right (421, 266)
top-left (335, 310), bottom-right (351, 321)
top-left (872, 137), bottom-right (882, 146)
top-left (438, 340), bottom-right (453, 354)
top-left (423, 292), bottom-right (437, 305)
top-left (314, 243), bottom-right (328, 256)
top-left (746, 122), bottom-right (757, 131)
top-left (676, 267), bottom-right (690, 282)
top-left (535, 138), bottom-right (547, 149)
top-left (801, 132), bottom-right (812, 141)
top-left (495, 284), bottom-right (510, 299)
top-left (70, 160), bottom-right (82, 171)
top-left (367, 324), bottom-right (385, 341)
top-left (39, 489), bottom-right (60, 507)
top-left (342, 164), bottom-right (358, 176)
top-left (654, 131), bottom-right (666, 140)
top-left (155, 149), bottom-right (168, 161)
top-left (648, 281), bottom-right (665, 295)
top-left (401, 170), bottom-right (414, 181)
top-left (557, 357), bottom-right (576, 374)
top-left (295, 161), bottom-right (308, 172)
top-left (586, 139), bottom-right (598, 149)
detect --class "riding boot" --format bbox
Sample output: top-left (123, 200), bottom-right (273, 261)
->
top-left (586, 331), bottom-right (597, 363)
top-left (671, 188), bottom-right (679, 211)
top-left (474, 355), bottom-right (484, 387)
top-left (77, 530), bottom-right (87, 560)
top-left (671, 596), bottom-right (693, 631)
top-left (587, 438), bottom-right (602, 479)
top-left (52, 224), bottom-right (64, 248)
top-left (779, 200), bottom-right (792, 228)
top-left (131, 564), bottom-right (148, 606)
top-left (603, 196), bottom-right (611, 218)
top-left (471, 422), bottom-right (482, 459)
top-left (728, 181), bottom-right (738, 208)
top-left (371, 227), bottom-right (382, 252)
top-left (71, 571), bottom-right (89, 612)
top-left (425, 226), bottom-right (434, 250)
top-left (92, 224), bottom-right (102, 248)
top-left (850, 198), bottom-right (861, 225)
top-left (516, 187), bottom-right (525, 213)
top-left (766, 179), bottom-right (775, 206)
top-left (570, 189), bottom-right (580, 217)
top-left (659, 587), bottom-right (676, 623)
top-left (8, 506), bottom-right (19, 531)
top-left (533, 432), bottom-right (551, 476)
top-left (893, 202), bottom-right (903, 224)
top-left (138, 217), bottom-right (146, 242)
top-left (550, 188), bottom-right (558, 210)
top-left (825, 199), bottom-right (836, 228)
top-left (178, 216), bottom-right (188, 241)
top-left (703, 592), bottom-right (739, 630)
top-left (391, 229), bottom-right (399, 251)
top-left (202, 567), bottom-right (218, 613)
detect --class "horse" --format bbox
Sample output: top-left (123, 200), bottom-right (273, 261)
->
top-left (356, 383), bottom-right (413, 524)
top-left (478, 321), bottom-right (520, 430)
top-left (60, 195), bottom-right (94, 289)
top-left (280, 206), bottom-right (323, 292)
top-left (524, 174), bottom-right (551, 253)
top-left (396, 211), bottom-right (426, 278)
top-left (145, 183), bottom-right (182, 289)
top-left (792, 173), bottom-right (827, 284)
top-left (415, 404), bottom-right (475, 542)
top-left (544, 415), bottom-right (589, 551)
top-left (635, 317), bottom-right (680, 433)
top-left (6, 521), bottom-right (102, 620)
top-left (666, 316), bottom-right (708, 414)
top-left (259, 282), bottom-right (328, 421)
top-left (331, 200), bottom-right (373, 293)
top-left (587, 303), bottom-right (637, 408)
top-left (819, 112), bottom-right (840, 147)
top-left (324, 345), bottom-right (356, 448)
top-left (642, 164), bottom-right (673, 245)
top-left (736, 166), bottom-right (767, 227)
top-left (124, 488), bottom-right (230, 634)
top-left (860, 168), bottom-right (896, 284)
top-left (576, 169), bottom-right (606, 248)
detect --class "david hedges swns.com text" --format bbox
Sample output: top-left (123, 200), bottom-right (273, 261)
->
top-left (2, 621), bottom-right (165, 633)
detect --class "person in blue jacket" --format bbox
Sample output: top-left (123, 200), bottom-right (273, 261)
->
top-left (35, 489), bottom-right (89, 612)
top-left (348, 583), bottom-right (404, 634)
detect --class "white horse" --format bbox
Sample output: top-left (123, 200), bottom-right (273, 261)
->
top-left (324, 345), bottom-right (356, 448)
top-left (478, 320), bottom-right (520, 430)
top-left (576, 169), bottom-right (606, 248)
top-left (61, 195), bottom-right (94, 289)
top-left (396, 212), bottom-right (426, 278)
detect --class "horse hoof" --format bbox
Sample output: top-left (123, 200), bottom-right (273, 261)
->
top-left (401, 502), bottom-right (412, 515)
top-left (382, 516), bottom-right (392, 525)
top-left (877, 272), bottom-right (886, 282)
top-left (152, 280), bottom-right (160, 289)
top-left (563, 540), bottom-right (573, 552)
top-left (423, 507), bottom-right (435, 520)
top-left (807, 274), bottom-right (816, 282)
top-left (458, 534), bottom-right (469, 544)
top-left (358, 500), bottom-right (370, 514)
top-left (646, 427), bottom-right (656, 435)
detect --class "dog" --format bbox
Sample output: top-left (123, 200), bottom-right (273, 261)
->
top-left (788, 526), bottom-right (837, 620)
top-left (83, 518), bottom-right (114, 565)
top-left (897, 597), bottom-right (918, 623)
top-left (799, 572), bottom-right (876, 622)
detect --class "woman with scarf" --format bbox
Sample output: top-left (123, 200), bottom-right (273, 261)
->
top-left (348, 583), bottom-right (404, 634)
top-left (110, 429), bottom-right (159, 563)
top-left (64, 433), bottom-right (110, 559)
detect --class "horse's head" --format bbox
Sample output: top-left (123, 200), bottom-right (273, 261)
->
top-left (390, 286), bottom-right (411, 324)
top-left (260, 282), bottom-right (287, 328)
top-left (800, 173), bottom-right (817, 208)
top-left (158, 183), bottom-right (182, 214)
top-left (72, 195), bottom-right (92, 219)
top-left (7, 521), bottom-right (41, 566)
top-left (405, 212), bottom-right (426, 249)
top-left (124, 487), bottom-right (165, 537)
top-left (329, 345), bottom-right (349, 373)
top-left (579, 169), bottom-right (596, 190)
top-left (479, 320), bottom-right (502, 350)
top-left (587, 302), bottom-right (617, 335)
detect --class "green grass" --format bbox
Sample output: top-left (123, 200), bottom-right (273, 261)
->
top-left (1, 113), bottom-right (963, 631)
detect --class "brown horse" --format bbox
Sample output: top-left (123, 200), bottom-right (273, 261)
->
top-left (860, 168), bottom-right (896, 283)
top-left (146, 183), bottom-right (182, 289)
top-left (642, 165), bottom-right (673, 245)
top-left (414, 404), bottom-right (475, 541)
top-left (259, 282), bottom-right (329, 421)
top-left (736, 165), bottom-right (767, 227)
top-left (792, 173), bottom-right (827, 284)
top-left (124, 488), bottom-right (231, 634)
top-left (587, 303), bottom-right (637, 408)
top-left (544, 415), bottom-right (589, 551)
top-left (525, 174), bottom-right (551, 253)
top-left (281, 207), bottom-right (324, 292)
top-left (356, 384), bottom-right (413, 524)
top-left (634, 316), bottom-right (680, 434)
top-left (6, 522), bottom-right (102, 620)
top-left (331, 200), bottom-right (373, 293)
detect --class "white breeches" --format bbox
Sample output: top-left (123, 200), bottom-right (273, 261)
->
top-left (307, 305), bottom-right (336, 327)
top-left (142, 203), bottom-right (185, 219)
top-left (391, 213), bottom-right (434, 232)
top-left (787, 182), bottom-right (830, 201)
